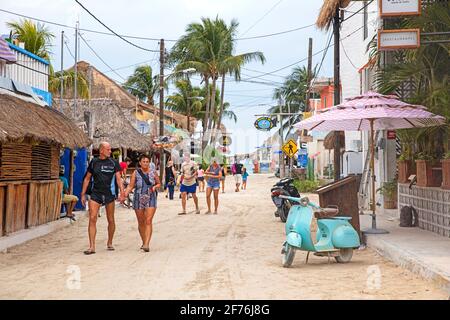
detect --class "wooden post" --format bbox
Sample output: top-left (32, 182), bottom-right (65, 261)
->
top-left (333, 6), bottom-right (341, 181)
top-left (69, 149), bottom-right (74, 194)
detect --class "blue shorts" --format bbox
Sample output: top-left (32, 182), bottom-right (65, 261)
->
top-left (207, 180), bottom-right (221, 190)
top-left (180, 183), bottom-right (197, 194)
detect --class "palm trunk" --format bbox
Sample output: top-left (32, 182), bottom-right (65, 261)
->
top-left (208, 76), bottom-right (217, 144)
top-left (202, 76), bottom-right (210, 151)
top-left (216, 73), bottom-right (225, 131)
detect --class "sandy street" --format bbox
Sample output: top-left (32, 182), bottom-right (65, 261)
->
top-left (0, 174), bottom-right (447, 300)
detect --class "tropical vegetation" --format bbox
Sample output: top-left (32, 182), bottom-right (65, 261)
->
top-left (168, 16), bottom-right (265, 149)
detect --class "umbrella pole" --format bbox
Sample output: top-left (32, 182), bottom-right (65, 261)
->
top-left (364, 119), bottom-right (389, 235)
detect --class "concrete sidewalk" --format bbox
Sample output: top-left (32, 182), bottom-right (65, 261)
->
top-left (360, 209), bottom-right (450, 295)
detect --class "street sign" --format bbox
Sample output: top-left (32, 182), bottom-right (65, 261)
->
top-left (282, 139), bottom-right (298, 158)
top-left (219, 135), bottom-right (232, 146)
top-left (379, 0), bottom-right (421, 18)
top-left (254, 117), bottom-right (275, 131)
top-left (378, 29), bottom-right (420, 50)
top-left (301, 142), bottom-right (307, 149)
top-left (298, 153), bottom-right (308, 168)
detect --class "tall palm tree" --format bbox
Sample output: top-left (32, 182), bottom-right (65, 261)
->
top-left (270, 65), bottom-right (316, 138)
top-left (123, 65), bottom-right (162, 105)
top-left (48, 69), bottom-right (89, 99)
top-left (7, 19), bottom-right (54, 60)
top-left (169, 17), bottom-right (265, 148)
top-left (165, 79), bottom-right (203, 133)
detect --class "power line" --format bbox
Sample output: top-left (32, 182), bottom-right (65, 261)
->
top-left (102, 59), bottom-right (157, 74)
top-left (342, 0), bottom-right (374, 22)
top-left (0, 7), bottom-right (318, 44)
top-left (0, 8), bottom-right (178, 42)
top-left (241, 24), bottom-right (366, 82)
top-left (309, 30), bottom-right (333, 90)
top-left (341, 40), bottom-right (358, 70)
top-left (241, 0), bottom-right (284, 36)
top-left (236, 23), bottom-right (316, 41)
top-left (0, 57), bottom-right (49, 76)
top-left (78, 32), bottom-right (127, 81)
top-left (74, 0), bottom-right (160, 52)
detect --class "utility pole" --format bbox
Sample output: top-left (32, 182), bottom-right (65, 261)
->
top-left (333, 7), bottom-right (341, 182)
top-left (159, 39), bottom-right (165, 189)
top-left (73, 21), bottom-right (78, 118)
top-left (60, 31), bottom-right (64, 112)
top-left (278, 97), bottom-right (285, 178)
top-left (306, 37), bottom-right (313, 113)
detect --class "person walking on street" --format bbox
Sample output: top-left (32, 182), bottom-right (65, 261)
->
top-left (204, 158), bottom-right (222, 214)
top-left (164, 160), bottom-right (176, 198)
top-left (231, 156), bottom-right (244, 192)
top-left (179, 155), bottom-right (200, 215)
top-left (242, 167), bottom-right (249, 190)
top-left (197, 167), bottom-right (205, 192)
top-left (120, 157), bottom-right (132, 181)
top-left (59, 165), bottom-right (78, 221)
top-left (220, 166), bottom-right (226, 193)
top-left (80, 142), bottom-right (124, 255)
top-left (167, 177), bottom-right (176, 200)
top-left (123, 154), bottom-right (161, 252)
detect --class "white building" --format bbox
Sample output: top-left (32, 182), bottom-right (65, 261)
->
top-left (339, 1), bottom-right (397, 208)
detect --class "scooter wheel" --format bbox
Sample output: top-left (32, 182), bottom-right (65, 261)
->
top-left (335, 248), bottom-right (353, 263)
top-left (282, 244), bottom-right (296, 267)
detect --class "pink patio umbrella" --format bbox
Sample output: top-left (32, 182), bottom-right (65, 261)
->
top-left (294, 91), bottom-right (446, 234)
top-left (0, 38), bottom-right (17, 64)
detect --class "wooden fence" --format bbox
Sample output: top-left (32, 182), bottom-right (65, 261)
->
top-left (0, 180), bottom-right (62, 236)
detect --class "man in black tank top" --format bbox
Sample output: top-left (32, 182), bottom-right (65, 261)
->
top-left (80, 142), bottom-right (125, 255)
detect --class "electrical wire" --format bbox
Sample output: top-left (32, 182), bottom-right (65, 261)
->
top-left (78, 33), bottom-right (127, 81)
top-left (0, 57), bottom-right (49, 76)
top-left (341, 40), bottom-right (358, 70)
top-left (240, 0), bottom-right (284, 36)
top-left (342, 0), bottom-right (374, 22)
top-left (309, 30), bottom-right (333, 90)
top-left (74, 0), bottom-right (159, 52)
top-left (236, 23), bottom-right (316, 41)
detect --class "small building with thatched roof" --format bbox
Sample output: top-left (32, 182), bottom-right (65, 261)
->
top-left (316, 0), bottom-right (351, 30)
top-left (0, 91), bottom-right (90, 237)
top-left (60, 98), bottom-right (152, 152)
top-left (54, 61), bottom-right (197, 134)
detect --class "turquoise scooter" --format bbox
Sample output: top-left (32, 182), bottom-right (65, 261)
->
top-left (279, 195), bottom-right (360, 267)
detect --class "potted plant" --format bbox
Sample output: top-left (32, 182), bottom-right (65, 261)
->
top-left (415, 152), bottom-right (440, 187)
top-left (377, 180), bottom-right (398, 209)
top-left (441, 152), bottom-right (450, 190)
top-left (397, 152), bottom-right (414, 183)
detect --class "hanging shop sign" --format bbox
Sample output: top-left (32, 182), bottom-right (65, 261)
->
top-left (379, 0), bottom-right (421, 18)
top-left (378, 29), bottom-right (420, 50)
top-left (254, 117), bottom-right (275, 131)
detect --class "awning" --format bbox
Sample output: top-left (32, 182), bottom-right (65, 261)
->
top-left (0, 38), bottom-right (17, 64)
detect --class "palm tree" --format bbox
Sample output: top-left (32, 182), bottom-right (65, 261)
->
top-left (123, 65), bottom-right (162, 105)
top-left (270, 65), bottom-right (316, 138)
top-left (7, 19), bottom-right (54, 60)
top-left (48, 69), bottom-right (89, 99)
top-left (372, 1), bottom-right (450, 153)
top-left (165, 79), bottom-right (203, 133)
top-left (169, 17), bottom-right (265, 148)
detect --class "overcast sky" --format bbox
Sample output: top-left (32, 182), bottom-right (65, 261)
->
top-left (0, 0), bottom-right (334, 154)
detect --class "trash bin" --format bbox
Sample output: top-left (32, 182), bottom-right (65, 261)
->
top-left (315, 174), bottom-right (361, 239)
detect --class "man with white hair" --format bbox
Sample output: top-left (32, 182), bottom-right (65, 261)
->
top-left (80, 142), bottom-right (124, 255)
top-left (178, 154), bottom-right (200, 215)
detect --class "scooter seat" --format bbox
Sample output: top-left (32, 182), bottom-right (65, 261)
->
top-left (314, 207), bottom-right (339, 219)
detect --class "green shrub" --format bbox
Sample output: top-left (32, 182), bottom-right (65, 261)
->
top-left (293, 179), bottom-right (320, 193)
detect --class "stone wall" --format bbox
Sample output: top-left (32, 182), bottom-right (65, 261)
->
top-left (398, 183), bottom-right (450, 238)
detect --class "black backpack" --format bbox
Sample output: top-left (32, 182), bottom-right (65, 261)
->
top-left (399, 205), bottom-right (419, 227)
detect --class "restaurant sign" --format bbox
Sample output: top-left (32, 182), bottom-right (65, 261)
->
top-left (378, 29), bottom-right (420, 50)
top-left (379, 0), bottom-right (421, 18)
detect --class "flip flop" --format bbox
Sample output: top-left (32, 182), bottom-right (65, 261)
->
top-left (178, 212), bottom-right (187, 215)
top-left (142, 247), bottom-right (150, 252)
top-left (107, 246), bottom-right (115, 251)
top-left (196, 210), bottom-right (201, 214)
top-left (83, 249), bottom-right (96, 255)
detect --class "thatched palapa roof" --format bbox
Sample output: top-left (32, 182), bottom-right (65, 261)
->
top-left (61, 98), bottom-right (152, 151)
top-left (56, 61), bottom-right (197, 133)
top-left (0, 92), bottom-right (91, 148)
top-left (316, 0), bottom-right (351, 30)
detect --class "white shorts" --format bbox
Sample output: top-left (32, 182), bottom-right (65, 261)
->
top-left (234, 174), bottom-right (242, 184)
